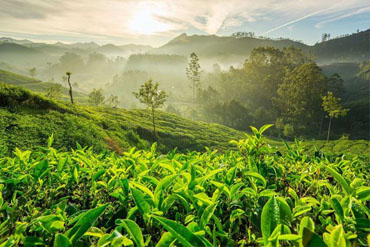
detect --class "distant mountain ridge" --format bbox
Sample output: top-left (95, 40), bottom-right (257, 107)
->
top-left (0, 38), bottom-right (153, 58)
top-left (154, 33), bottom-right (309, 57)
top-left (0, 29), bottom-right (368, 64)
top-left (153, 29), bottom-right (370, 63)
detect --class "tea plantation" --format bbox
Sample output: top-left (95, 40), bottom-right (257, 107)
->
top-left (0, 126), bottom-right (369, 246)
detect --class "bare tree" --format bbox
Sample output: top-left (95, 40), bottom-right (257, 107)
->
top-left (66, 72), bottom-right (74, 104)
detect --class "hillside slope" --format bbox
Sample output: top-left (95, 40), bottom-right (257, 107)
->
top-left (0, 81), bottom-right (246, 155)
top-left (0, 69), bottom-right (87, 101)
top-left (313, 29), bottom-right (370, 63)
top-left (1, 81), bottom-right (369, 157)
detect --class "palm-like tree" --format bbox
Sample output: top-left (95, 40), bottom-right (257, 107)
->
top-left (66, 72), bottom-right (74, 104)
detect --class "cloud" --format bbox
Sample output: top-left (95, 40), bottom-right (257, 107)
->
top-left (0, 0), bottom-right (58, 19)
top-left (315, 6), bottom-right (370, 28)
top-left (261, 7), bottom-right (333, 35)
top-left (0, 0), bottom-right (368, 45)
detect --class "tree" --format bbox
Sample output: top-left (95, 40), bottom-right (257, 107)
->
top-left (322, 92), bottom-right (349, 141)
top-left (66, 72), bottom-right (74, 104)
top-left (186, 52), bottom-right (201, 101)
top-left (133, 79), bottom-right (167, 135)
top-left (45, 84), bottom-right (62, 100)
top-left (29, 67), bottom-right (36, 78)
top-left (106, 95), bottom-right (120, 108)
top-left (275, 63), bottom-right (327, 135)
top-left (88, 88), bottom-right (105, 106)
top-left (322, 33), bottom-right (331, 42)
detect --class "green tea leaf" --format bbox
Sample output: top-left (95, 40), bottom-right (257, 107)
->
top-left (278, 234), bottom-right (301, 241)
top-left (154, 174), bottom-right (177, 207)
top-left (329, 225), bottom-right (346, 247)
top-left (131, 187), bottom-right (151, 216)
top-left (117, 219), bottom-right (145, 247)
top-left (245, 171), bottom-right (267, 188)
top-left (66, 204), bottom-right (107, 244)
top-left (92, 169), bottom-right (106, 182)
top-left (324, 166), bottom-right (352, 195)
top-left (33, 160), bottom-right (48, 179)
top-left (261, 196), bottom-right (280, 245)
top-left (302, 228), bottom-right (327, 247)
top-left (331, 198), bottom-right (344, 223)
top-left (23, 236), bottom-right (45, 247)
top-left (299, 217), bottom-right (315, 236)
top-left (200, 202), bottom-right (218, 229)
top-left (54, 234), bottom-right (72, 247)
top-left (152, 216), bottom-right (209, 247)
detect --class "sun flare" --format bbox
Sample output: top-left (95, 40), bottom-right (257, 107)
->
top-left (129, 9), bottom-right (170, 35)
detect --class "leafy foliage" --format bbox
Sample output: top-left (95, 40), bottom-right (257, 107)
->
top-left (0, 125), bottom-right (369, 246)
top-left (88, 88), bottom-right (105, 106)
top-left (133, 79), bottom-right (167, 135)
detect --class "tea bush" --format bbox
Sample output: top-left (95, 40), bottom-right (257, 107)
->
top-left (0, 125), bottom-right (369, 246)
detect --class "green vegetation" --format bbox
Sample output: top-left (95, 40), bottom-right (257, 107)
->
top-left (322, 92), bottom-right (349, 141)
top-left (186, 52), bottom-right (201, 101)
top-left (0, 81), bottom-right (247, 156)
top-left (0, 69), bottom-right (86, 102)
top-left (45, 84), bottom-right (63, 100)
top-left (0, 126), bottom-right (369, 246)
top-left (88, 89), bottom-right (105, 107)
top-left (133, 80), bottom-right (167, 136)
top-left (1, 81), bottom-right (369, 158)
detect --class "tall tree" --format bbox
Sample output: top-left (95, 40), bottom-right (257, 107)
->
top-left (133, 79), bottom-right (167, 136)
top-left (276, 63), bottom-right (327, 135)
top-left (322, 92), bottom-right (349, 141)
top-left (88, 88), bottom-right (105, 106)
top-left (66, 72), bottom-right (74, 104)
top-left (186, 52), bottom-right (201, 101)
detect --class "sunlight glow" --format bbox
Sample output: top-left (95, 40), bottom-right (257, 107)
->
top-left (128, 8), bottom-right (170, 35)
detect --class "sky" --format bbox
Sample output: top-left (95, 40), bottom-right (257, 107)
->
top-left (0, 0), bottom-right (369, 47)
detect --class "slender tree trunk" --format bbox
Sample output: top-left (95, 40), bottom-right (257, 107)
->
top-left (319, 112), bottom-right (323, 137)
top-left (152, 107), bottom-right (156, 136)
top-left (326, 117), bottom-right (332, 141)
top-left (67, 75), bottom-right (74, 104)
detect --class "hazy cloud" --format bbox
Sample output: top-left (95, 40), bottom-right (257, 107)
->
top-left (0, 0), bottom-right (368, 45)
top-left (315, 6), bottom-right (370, 28)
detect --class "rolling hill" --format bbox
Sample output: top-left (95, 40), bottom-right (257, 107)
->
top-left (1, 79), bottom-right (369, 157)
top-left (0, 80), bottom-right (247, 155)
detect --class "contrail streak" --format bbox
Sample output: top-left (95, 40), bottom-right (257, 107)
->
top-left (261, 7), bottom-right (333, 35)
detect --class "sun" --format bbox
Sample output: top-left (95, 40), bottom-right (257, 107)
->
top-left (129, 9), bottom-right (169, 35)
